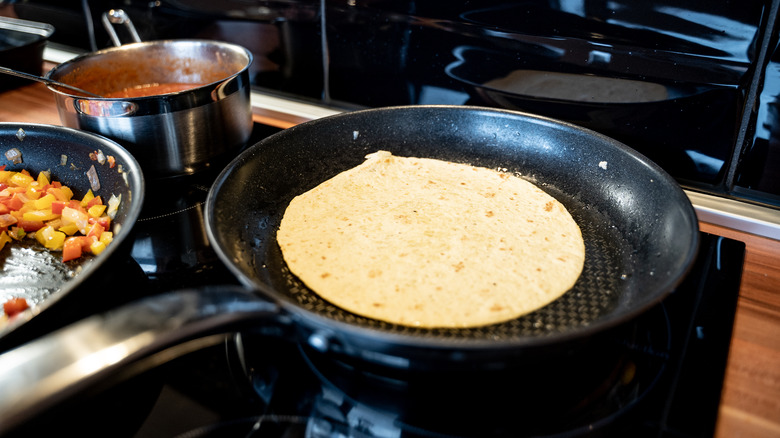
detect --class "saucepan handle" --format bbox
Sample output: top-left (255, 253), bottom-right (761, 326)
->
top-left (101, 9), bottom-right (142, 47)
top-left (0, 286), bottom-right (281, 434)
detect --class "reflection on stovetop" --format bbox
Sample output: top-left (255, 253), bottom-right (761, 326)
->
top-left (130, 122), bottom-right (284, 293)
top-left (3, 230), bottom-right (744, 438)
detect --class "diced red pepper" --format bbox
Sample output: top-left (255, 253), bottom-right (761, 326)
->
top-left (62, 236), bottom-right (85, 262)
top-left (3, 297), bottom-right (29, 317)
top-left (86, 222), bottom-right (104, 239)
top-left (18, 219), bottom-right (44, 232)
top-left (5, 195), bottom-right (23, 211)
top-left (85, 195), bottom-right (103, 209)
top-left (88, 215), bottom-right (111, 229)
top-left (51, 201), bottom-right (66, 215)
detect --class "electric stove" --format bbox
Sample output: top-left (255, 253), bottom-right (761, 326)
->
top-left (0, 122), bottom-right (745, 438)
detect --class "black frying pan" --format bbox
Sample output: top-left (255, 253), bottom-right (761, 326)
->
top-left (207, 105), bottom-right (699, 361)
top-left (0, 123), bottom-right (144, 341)
top-left (0, 106), bottom-right (698, 432)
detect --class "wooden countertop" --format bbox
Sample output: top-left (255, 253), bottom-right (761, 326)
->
top-left (1, 82), bottom-right (779, 437)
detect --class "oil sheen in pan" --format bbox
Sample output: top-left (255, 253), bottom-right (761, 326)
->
top-left (0, 241), bottom-right (86, 309)
top-left (255, 182), bottom-right (626, 340)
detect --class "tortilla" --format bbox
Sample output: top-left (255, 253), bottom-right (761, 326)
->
top-left (277, 151), bottom-right (585, 328)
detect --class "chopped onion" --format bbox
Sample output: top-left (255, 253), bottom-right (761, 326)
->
top-left (5, 148), bottom-right (22, 164)
top-left (106, 194), bottom-right (121, 219)
top-left (61, 206), bottom-right (89, 234)
top-left (95, 149), bottom-right (106, 165)
top-left (86, 165), bottom-right (100, 192)
top-left (60, 154), bottom-right (68, 166)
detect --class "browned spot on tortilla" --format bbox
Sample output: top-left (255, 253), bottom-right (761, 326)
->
top-left (545, 201), bottom-right (554, 212)
top-left (396, 214), bottom-right (412, 224)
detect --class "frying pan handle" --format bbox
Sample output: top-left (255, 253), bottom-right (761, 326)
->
top-left (0, 286), bottom-right (280, 434)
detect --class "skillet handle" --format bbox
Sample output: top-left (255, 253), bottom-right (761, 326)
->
top-left (0, 286), bottom-right (280, 435)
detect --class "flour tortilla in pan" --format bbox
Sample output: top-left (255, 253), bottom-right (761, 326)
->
top-left (277, 151), bottom-right (585, 328)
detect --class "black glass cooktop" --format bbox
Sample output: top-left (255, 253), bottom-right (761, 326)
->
top-left (0, 122), bottom-right (746, 438)
top-left (125, 232), bottom-right (744, 438)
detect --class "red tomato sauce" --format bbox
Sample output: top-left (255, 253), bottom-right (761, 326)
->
top-left (104, 82), bottom-right (204, 98)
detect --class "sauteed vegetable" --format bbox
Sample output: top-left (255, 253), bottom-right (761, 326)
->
top-left (0, 166), bottom-right (120, 262)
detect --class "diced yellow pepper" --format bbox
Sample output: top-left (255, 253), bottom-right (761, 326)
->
top-left (37, 226), bottom-right (66, 250)
top-left (23, 209), bottom-right (59, 222)
top-left (99, 231), bottom-right (113, 246)
top-left (60, 186), bottom-right (74, 200)
top-left (80, 189), bottom-right (95, 207)
top-left (87, 204), bottom-right (107, 218)
top-left (89, 239), bottom-right (106, 255)
top-left (34, 226), bottom-right (48, 246)
top-left (9, 172), bottom-right (33, 187)
top-left (47, 232), bottom-right (65, 250)
top-left (24, 185), bottom-right (42, 200)
top-left (58, 223), bottom-right (80, 236)
top-left (33, 193), bottom-right (57, 210)
top-left (36, 171), bottom-right (50, 187)
top-left (0, 231), bottom-right (11, 251)
top-left (0, 171), bottom-right (13, 184)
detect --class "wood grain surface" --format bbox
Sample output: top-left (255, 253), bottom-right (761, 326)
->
top-left (1, 81), bottom-right (778, 437)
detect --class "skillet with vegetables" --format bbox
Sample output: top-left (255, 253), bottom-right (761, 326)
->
top-left (0, 123), bottom-right (144, 339)
top-left (0, 167), bottom-right (121, 323)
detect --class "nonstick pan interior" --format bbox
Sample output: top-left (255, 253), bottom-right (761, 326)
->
top-left (206, 105), bottom-right (698, 346)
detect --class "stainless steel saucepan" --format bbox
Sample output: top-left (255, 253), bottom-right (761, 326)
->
top-left (44, 10), bottom-right (253, 178)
